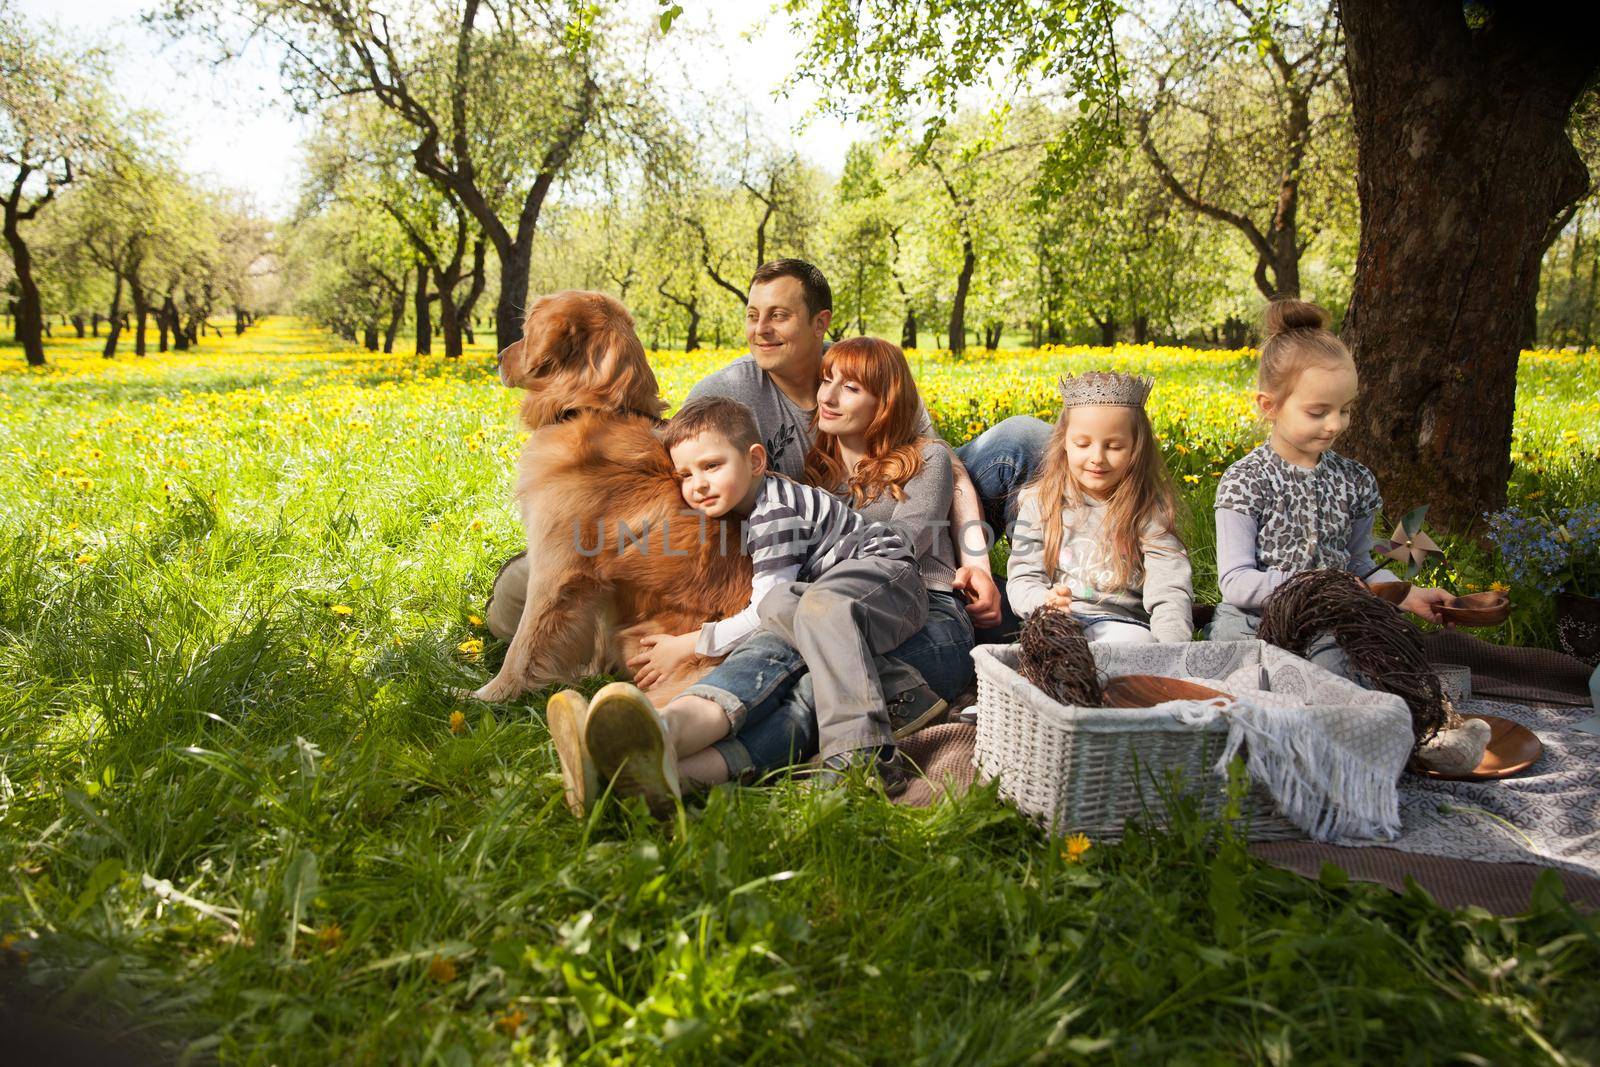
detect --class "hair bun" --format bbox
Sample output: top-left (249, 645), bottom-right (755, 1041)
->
top-left (1263, 297), bottom-right (1331, 337)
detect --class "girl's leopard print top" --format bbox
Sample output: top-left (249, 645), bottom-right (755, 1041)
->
top-left (1214, 444), bottom-right (1383, 575)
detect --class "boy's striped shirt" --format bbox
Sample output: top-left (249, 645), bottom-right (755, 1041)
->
top-left (746, 475), bottom-right (912, 579)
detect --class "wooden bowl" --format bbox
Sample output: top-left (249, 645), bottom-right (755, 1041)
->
top-left (1102, 675), bottom-right (1233, 709)
top-left (1436, 590), bottom-right (1512, 627)
top-left (1411, 715), bottom-right (1542, 780)
top-left (1367, 581), bottom-right (1412, 606)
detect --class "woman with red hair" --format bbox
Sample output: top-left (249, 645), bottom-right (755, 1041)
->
top-left (674, 337), bottom-right (971, 789)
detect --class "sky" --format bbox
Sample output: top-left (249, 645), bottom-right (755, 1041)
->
top-left (12, 0), bottom-right (868, 217)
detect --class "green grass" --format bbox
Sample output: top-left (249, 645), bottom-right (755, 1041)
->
top-left (2, 322), bottom-right (1598, 1063)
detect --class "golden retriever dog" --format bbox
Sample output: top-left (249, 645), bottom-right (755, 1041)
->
top-left (470, 290), bottom-right (751, 705)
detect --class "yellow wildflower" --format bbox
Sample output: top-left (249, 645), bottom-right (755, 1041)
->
top-left (426, 955), bottom-right (457, 982)
top-left (449, 710), bottom-right (468, 735)
top-left (314, 924), bottom-right (345, 952)
top-left (1183, 474), bottom-right (1200, 484)
top-left (74, 553), bottom-right (96, 566)
top-left (329, 604), bottom-right (354, 616)
top-left (1490, 581), bottom-right (1510, 593)
top-left (458, 638), bottom-right (484, 656)
top-left (495, 1010), bottom-right (526, 1036)
top-left (1062, 833), bottom-right (1092, 864)
top-left (467, 614), bottom-right (484, 627)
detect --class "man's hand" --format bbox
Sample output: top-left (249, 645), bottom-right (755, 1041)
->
top-left (1401, 586), bottom-right (1453, 625)
top-left (628, 631), bottom-right (699, 690)
top-left (953, 565), bottom-right (1002, 628)
top-left (1043, 583), bottom-right (1074, 611)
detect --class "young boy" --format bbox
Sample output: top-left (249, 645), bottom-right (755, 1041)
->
top-left (561, 396), bottom-right (929, 813)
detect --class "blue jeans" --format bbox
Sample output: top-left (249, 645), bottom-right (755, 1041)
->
top-left (955, 416), bottom-right (1051, 644)
top-left (1205, 602), bottom-right (1353, 679)
top-left (713, 590), bottom-right (977, 779)
top-left (954, 415), bottom-right (1053, 542)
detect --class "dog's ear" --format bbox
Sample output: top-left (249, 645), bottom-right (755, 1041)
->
top-left (587, 307), bottom-right (665, 420)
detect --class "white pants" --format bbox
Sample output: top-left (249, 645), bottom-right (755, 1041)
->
top-left (1083, 619), bottom-right (1158, 644)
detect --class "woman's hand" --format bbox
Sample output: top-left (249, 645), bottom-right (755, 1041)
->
top-left (953, 565), bottom-right (1002, 628)
top-left (1401, 586), bottom-right (1453, 625)
top-left (1043, 583), bottom-right (1074, 611)
top-left (628, 631), bottom-right (699, 690)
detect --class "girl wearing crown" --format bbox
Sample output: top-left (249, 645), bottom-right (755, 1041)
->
top-left (1006, 371), bottom-right (1195, 643)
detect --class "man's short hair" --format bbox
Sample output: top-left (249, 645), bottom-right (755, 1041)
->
top-left (662, 395), bottom-right (762, 455)
top-left (750, 258), bottom-right (832, 318)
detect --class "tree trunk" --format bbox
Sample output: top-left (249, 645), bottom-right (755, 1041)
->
top-left (684, 301), bottom-right (701, 353)
top-left (131, 281), bottom-right (149, 357)
top-left (948, 237), bottom-right (975, 354)
top-left (1133, 315), bottom-right (1150, 345)
top-left (91, 312), bottom-right (101, 338)
top-left (438, 291), bottom-right (463, 359)
top-left (102, 274), bottom-right (125, 359)
top-left (363, 324), bottom-right (380, 351)
top-left (901, 308), bottom-right (917, 350)
top-left (71, 314), bottom-right (84, 338)
top-left (414, 261), bottom-right (432, 356)
top-left (494, 230), bottom-right (534, 352)
top-left (1, 211), bottom-right (48, 366)
top-left (1094, 315), bottom-right (1118, 347)
top-left (1337, 0), bottom-right (1595, 529)
top-left (458, 237), bottom-right (488, 347)
top-left (384, 279), bottom-right (407, 354)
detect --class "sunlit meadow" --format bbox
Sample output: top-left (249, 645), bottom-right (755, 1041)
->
top-left (1, 321), bottom-right (1597, 1062)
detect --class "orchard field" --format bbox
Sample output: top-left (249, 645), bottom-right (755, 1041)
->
top-left (1, 321), bottom-right (1598, 1062)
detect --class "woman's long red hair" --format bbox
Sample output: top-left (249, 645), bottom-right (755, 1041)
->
top-left (803, 337), bottom-right (927, 503)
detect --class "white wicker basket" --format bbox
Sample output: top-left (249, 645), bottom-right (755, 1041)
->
top-left (972, 639), bottom-right (1386, 841)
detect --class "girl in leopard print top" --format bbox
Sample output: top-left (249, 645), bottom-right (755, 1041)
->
top-left (1210, 300), bottom-right (1450, 665)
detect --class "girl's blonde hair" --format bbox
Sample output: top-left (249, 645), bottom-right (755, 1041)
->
top-left (1024, 401), bottom-right (1178, 591)
top-left (803, 337), bottom-right (927, 504)
top-left (1257, 297), bottom-right (1355, 397)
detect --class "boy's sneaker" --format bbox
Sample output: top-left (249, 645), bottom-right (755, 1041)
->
top-left (545, 689), bottom-right (599, 817)
top-left (584, 682), bottom-right (681, 818)
top-left (887, 684), bottom-right (949, 739)
top-left (810, 745), bottom-right (914, 798)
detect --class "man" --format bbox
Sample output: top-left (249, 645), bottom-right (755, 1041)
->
top-left (485, 259), bottom-right (1051, 640)
top-left (685, 258), bottom-right (1050, 633)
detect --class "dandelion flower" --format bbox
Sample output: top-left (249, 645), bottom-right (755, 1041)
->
top-left (426, 954), bottom-right (457, 982)
top-left (467, 614), bottom-right (483, 627)
top-left (1183, 474), bottom-right (1201, 484)
top-left (458, 638), bottom-right (484, 656)
top-left (495, 1010), bottom-right (526, 1035)
top-left (330, 604), bottom-right (355, 616)
top-left (449, 710), bottom-right (468, 735)
top-left (314, 924), bottom-right (345, 952)
top-left (74, 553), bottom-right (96, 566)
top-left (1490, 580), bottom-right (1510, 593)
top-left (1062, 833), bottom-right (1092, 864)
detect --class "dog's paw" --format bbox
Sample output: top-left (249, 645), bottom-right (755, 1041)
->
top-left (462, 678), bottom-right (519, 704)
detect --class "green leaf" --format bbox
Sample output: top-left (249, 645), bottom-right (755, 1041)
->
top-left (68, 857), bottom-right (125, 923)
top-left (282, 849), bottom-right (319, 959)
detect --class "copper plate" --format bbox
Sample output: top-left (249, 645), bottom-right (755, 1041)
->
top-left (1412, 715), bottom-right (1543, 781)
top-left (1102, 675), bottom-right (1233, 709)
top-left (1436, 590), bottom-right (1512, 627)
top-left (1367, 581), bottom-right (1411, 606)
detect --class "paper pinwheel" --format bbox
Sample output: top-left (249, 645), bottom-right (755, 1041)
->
top-left (1378, 505), bottom-right (1444, 577)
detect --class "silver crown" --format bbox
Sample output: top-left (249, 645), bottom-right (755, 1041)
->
top-left (1057, 371), bottom-right (1154, 408)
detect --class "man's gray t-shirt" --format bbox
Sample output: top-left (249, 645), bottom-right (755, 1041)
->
top-left (684, 353), bottom-right (940, 479)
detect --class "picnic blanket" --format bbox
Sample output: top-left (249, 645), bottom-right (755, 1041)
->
top-left (896, 693), bottom-right (1600, 913)
top-left (1421, 630), bottom-right (1594, 706)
